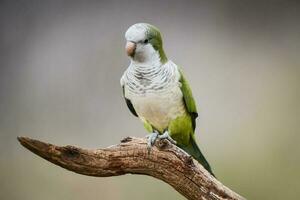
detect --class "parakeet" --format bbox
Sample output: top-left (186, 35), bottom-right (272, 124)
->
top-left (120, 23), bottom-right (214, 176)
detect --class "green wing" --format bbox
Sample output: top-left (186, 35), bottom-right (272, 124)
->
top-left (179, 68), bottom-right (198, 131)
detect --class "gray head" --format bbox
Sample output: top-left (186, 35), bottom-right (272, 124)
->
top-left (125, 23), bottom-right (167, 64)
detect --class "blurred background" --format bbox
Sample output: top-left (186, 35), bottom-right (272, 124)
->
top-left (1, 0), bottom-right (299, 199)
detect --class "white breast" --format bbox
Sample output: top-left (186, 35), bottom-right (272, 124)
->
top-left (122, 61), bottom-right (186, 131)
top-left (131, 84), bottom-right (185, 131)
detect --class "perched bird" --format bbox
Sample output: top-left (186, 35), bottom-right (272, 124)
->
top-left (121, 23), bottom-right (214, 176)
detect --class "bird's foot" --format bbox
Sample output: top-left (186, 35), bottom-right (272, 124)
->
top-left (146, 131), bottom-right (159, 152)
top-left (158, 131), bottom-right (177, 145)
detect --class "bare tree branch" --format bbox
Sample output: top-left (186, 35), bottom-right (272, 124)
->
top-left (17, 136), bottom-right (245, 200)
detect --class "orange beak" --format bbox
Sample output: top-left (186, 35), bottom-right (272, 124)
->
top-left (126, 41), bottom-right (136, 57)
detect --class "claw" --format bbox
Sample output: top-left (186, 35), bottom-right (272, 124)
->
top-left (158, 131), bottom-right (177, 144)
top-left (147, 131), bottom-right (159, 152)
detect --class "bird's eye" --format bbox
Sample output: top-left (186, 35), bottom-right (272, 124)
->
top-left (143, 39), bottom-right (149, 44)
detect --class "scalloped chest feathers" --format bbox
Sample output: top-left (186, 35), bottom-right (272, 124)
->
top-left (122, 61), bottom-right (186, 131)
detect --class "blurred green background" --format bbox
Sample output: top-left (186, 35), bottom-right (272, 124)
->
top-left (1, 0), bottom-right (299, 199)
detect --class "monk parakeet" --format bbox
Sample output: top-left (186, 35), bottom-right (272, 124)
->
top-left (120, 23), bottom-right (214, 176)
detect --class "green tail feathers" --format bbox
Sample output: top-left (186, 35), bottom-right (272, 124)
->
top-left (179, 136), bottom-right (215, 177)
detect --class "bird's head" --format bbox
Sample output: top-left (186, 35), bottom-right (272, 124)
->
top-left (125, 23), bottom-right (167, 64)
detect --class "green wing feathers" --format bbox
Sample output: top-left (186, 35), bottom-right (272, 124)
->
top-left (178, 68), bottom-right (215, 177)
top-left (179, 68), bottom-right (198, 131)
top-left (179, 135), bottom-right (215, 177)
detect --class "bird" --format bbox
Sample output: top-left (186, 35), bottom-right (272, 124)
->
top-left (120, 23), bottom-right (214, 176)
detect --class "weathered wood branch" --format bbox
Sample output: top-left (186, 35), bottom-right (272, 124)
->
top-left (18, 136), bottom-right (245, 200)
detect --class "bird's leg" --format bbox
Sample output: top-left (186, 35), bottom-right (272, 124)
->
top-left (146, 131), bottom-right (159, 151)
top-left (158, 131), bottom-right (177, 144)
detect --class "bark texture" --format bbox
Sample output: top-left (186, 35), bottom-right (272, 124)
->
top-left (18, 136), bottom-right (245, 200)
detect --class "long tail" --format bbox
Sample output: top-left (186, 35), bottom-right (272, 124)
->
top-left (179, 135), bottom-right (215, 177)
